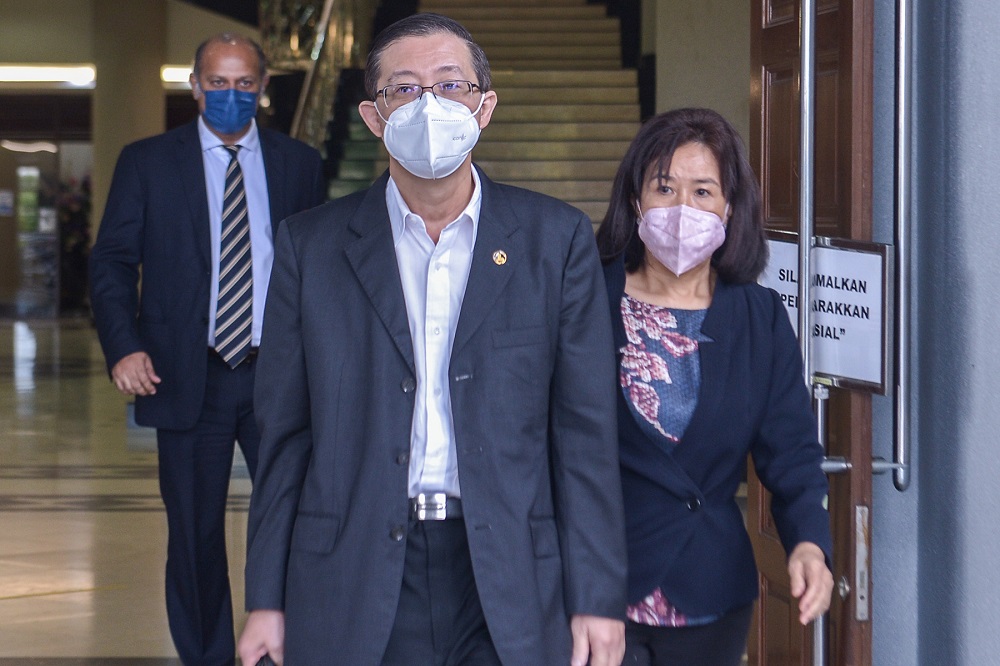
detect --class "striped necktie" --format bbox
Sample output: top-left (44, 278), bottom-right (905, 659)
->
top-left (214, 144), bottom-right (253, 368)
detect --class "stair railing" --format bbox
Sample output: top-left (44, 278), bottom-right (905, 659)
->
top-left (259, 0), bottom-right (376, 149)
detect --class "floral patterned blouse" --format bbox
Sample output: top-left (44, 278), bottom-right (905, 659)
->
top-left (619, 294), bottom-right (719, 627)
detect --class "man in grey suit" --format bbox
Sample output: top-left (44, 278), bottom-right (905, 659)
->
top-left (238, 13), bottom-right (627, 666)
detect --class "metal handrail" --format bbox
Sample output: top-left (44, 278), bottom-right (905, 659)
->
top-left (290, 0), bottom-right (337, 141)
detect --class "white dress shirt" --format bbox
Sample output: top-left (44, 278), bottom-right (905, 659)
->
top-left (387, 172), bottom-right (482, 498)
top-left (198, 117), bottom-right (273, 348)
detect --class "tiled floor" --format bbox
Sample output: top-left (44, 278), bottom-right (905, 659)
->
top-left (0, 319), bottom-right (251, 661)
top-left (0, 319), bottom-right (750, 665)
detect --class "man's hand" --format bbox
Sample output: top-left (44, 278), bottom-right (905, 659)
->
top-left (238, 609), bottom-right (285, 666)
top-left (111, 351), bottom-right (161, 396)
top-left (570, 614), bottom-right (625, 666)
top-left (788, 541), bottom-right (834, 625)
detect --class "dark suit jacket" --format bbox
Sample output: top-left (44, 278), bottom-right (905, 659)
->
top-left (245, 168), bottom-right (628, 664)
top-left (604, 259), bottom-right (833, 617)
top-left (89, 121), bottom-right (325, 430)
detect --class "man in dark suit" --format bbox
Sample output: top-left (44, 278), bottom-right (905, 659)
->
top-left (238, 13), bottom-right (627, 666)
top-left (89, 33), bottom-right (325, 666)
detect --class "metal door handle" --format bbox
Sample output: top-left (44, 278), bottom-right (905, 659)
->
top-left (822, 456), bottom-right (905, 475)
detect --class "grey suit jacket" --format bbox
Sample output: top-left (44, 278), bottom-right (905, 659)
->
top-left (245, 168), bottom-right (627, 664)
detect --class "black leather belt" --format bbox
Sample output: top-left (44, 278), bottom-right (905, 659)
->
top-left (410, 492), bottom-right (463, 521)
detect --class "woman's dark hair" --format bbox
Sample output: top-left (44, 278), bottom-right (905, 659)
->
top-left (595, 107), bottom-right (768, 284)
top-left (363, 13), bottom-right (492, 99)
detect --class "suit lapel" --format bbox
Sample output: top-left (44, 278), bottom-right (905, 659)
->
top-left (174, 122), bottom-right (211, 270)
top-left (345, 174), bottom-right (415, 372)
top-left (681, 281), bottom-right (735, 444)
top-left (259, 128), bottom-right (285, 237)
top-left (452, 170), bottom-right (520, 357)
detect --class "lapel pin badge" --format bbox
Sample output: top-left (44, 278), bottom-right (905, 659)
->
top-left (492, 249), bottom-right (507, 266)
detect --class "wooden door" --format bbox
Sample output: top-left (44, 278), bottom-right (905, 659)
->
top-left (748, 0), bottom-right (874, 664)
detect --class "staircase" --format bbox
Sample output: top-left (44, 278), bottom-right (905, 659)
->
top-left (328, 0), bottom-right (641, 226)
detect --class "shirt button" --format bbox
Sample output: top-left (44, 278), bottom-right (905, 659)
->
top-left (396, 452), bottom-right (409, 465)
top-left (400, 377), bottom-right (416, 393)
top-left (686, 498), bottom-right (702, 512)
top-left (390, 526), bottom-right (406, 542)
top-left (433, 327), bottom-right (441, 336)
top-left (434, 388), bottom-right (442, 396)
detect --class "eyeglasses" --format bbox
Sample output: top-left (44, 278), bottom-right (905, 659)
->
top-left (376, 79), bottom-right (482, 111)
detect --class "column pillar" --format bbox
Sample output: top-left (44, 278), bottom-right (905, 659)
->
top-left (91, 0), bottom-right (167, 231)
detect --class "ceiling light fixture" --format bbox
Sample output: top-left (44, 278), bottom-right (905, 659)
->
top-left (0, 65), bottom-right (95, 88)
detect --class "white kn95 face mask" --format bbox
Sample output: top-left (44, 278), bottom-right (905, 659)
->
top-left (378, 93), bottom-right (484, 180)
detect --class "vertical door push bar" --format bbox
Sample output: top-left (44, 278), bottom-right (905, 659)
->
top-left (893, 0), bottom-right (913, 491)
top-left (796, 2), bottom-right (829, 665)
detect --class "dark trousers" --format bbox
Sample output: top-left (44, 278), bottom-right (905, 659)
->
top-left (623, 603), bottom-right (753, 666)
top-left (156, 352), bottom-right (260, 666)
top-left (381, 519), bottom-right (502, 666)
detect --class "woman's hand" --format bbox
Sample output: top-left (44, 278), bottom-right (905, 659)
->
top-left (787, 541), bottom-right (834, 625)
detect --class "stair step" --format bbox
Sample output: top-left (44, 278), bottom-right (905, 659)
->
top-left (495, 104), bottom-right (639, 122)
top-left (348, 120), bottom-right (639, 142)
top-left (571, 200), bottom-right (610, 224)
top-left (503, 180), bottom-right (613, 202)
top-left (481, 122), bottom-right (640, 141)
top-left (423, 0), bottom-right (589, 6)
top-left (470, 160), bottom-right (621, 180)
top-left (473, 141), bottom-right (630, 161)
top-left (328, 179), bottom-right (373, 198)
top-left (372, 158), bottom-right (621, 180)
top-left (334, 172), bottom-right (614, 205)
top-left (493, 86), bottom-right (637, 105)
top-left (341, 142), bottom-right (382, 160)
top-left (459, 18), bottom-right (620, 34)
top-left (476, 32), bottom-right (619, 47)
top-left (487, 58), bottom-right (622, 70)
top-left (347, 125), bottom-right (376, 141)
top-left (491, 70), bottom-right (637, 87)
top-left (338, 160), bottom-right (380, 180)
top-left (422, 6), bottom-right (607, 20)
top-left (483, 45), bottom-right (620, 60)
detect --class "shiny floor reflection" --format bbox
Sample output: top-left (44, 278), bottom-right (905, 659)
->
top-left (0, 319), bottom-right (250, 660)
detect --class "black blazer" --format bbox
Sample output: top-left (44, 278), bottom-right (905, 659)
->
top-left (604, 259), bottom-right (833, 617)
top-left (90, 121), bottom-right (325, 429)
top-left (245, 168), bottom-right (628, 664)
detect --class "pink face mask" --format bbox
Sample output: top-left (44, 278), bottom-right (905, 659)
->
top-left (637, 204), bottom-right (727, 276)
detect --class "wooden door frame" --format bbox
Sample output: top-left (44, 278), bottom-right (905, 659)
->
top-left (748, 0), bottom-right (875, 663)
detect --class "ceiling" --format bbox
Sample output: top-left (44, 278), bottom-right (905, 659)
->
top-left (178, 0), bottom-right (258, 26)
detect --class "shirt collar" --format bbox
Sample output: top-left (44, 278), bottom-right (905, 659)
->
top-left (197, 115), bottom-right (260, 154)
top-left (386, 169), bottom-right (482, 251)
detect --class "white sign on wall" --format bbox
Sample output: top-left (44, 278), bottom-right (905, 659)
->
top-left (759, 236), bottom-right (891, 393)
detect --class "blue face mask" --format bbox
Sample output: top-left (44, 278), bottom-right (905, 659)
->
top-left (201, 88), bottom-right (258, 135)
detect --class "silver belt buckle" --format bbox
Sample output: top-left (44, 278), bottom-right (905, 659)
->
top-left (412, 492), bottom-right (448, 521)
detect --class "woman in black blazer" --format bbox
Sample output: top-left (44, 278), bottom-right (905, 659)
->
top-left (595, 108), bottom-right (834, 666)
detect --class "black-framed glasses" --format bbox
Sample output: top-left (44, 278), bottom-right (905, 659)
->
top-left (376, 80), bottom-right (482, 110)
